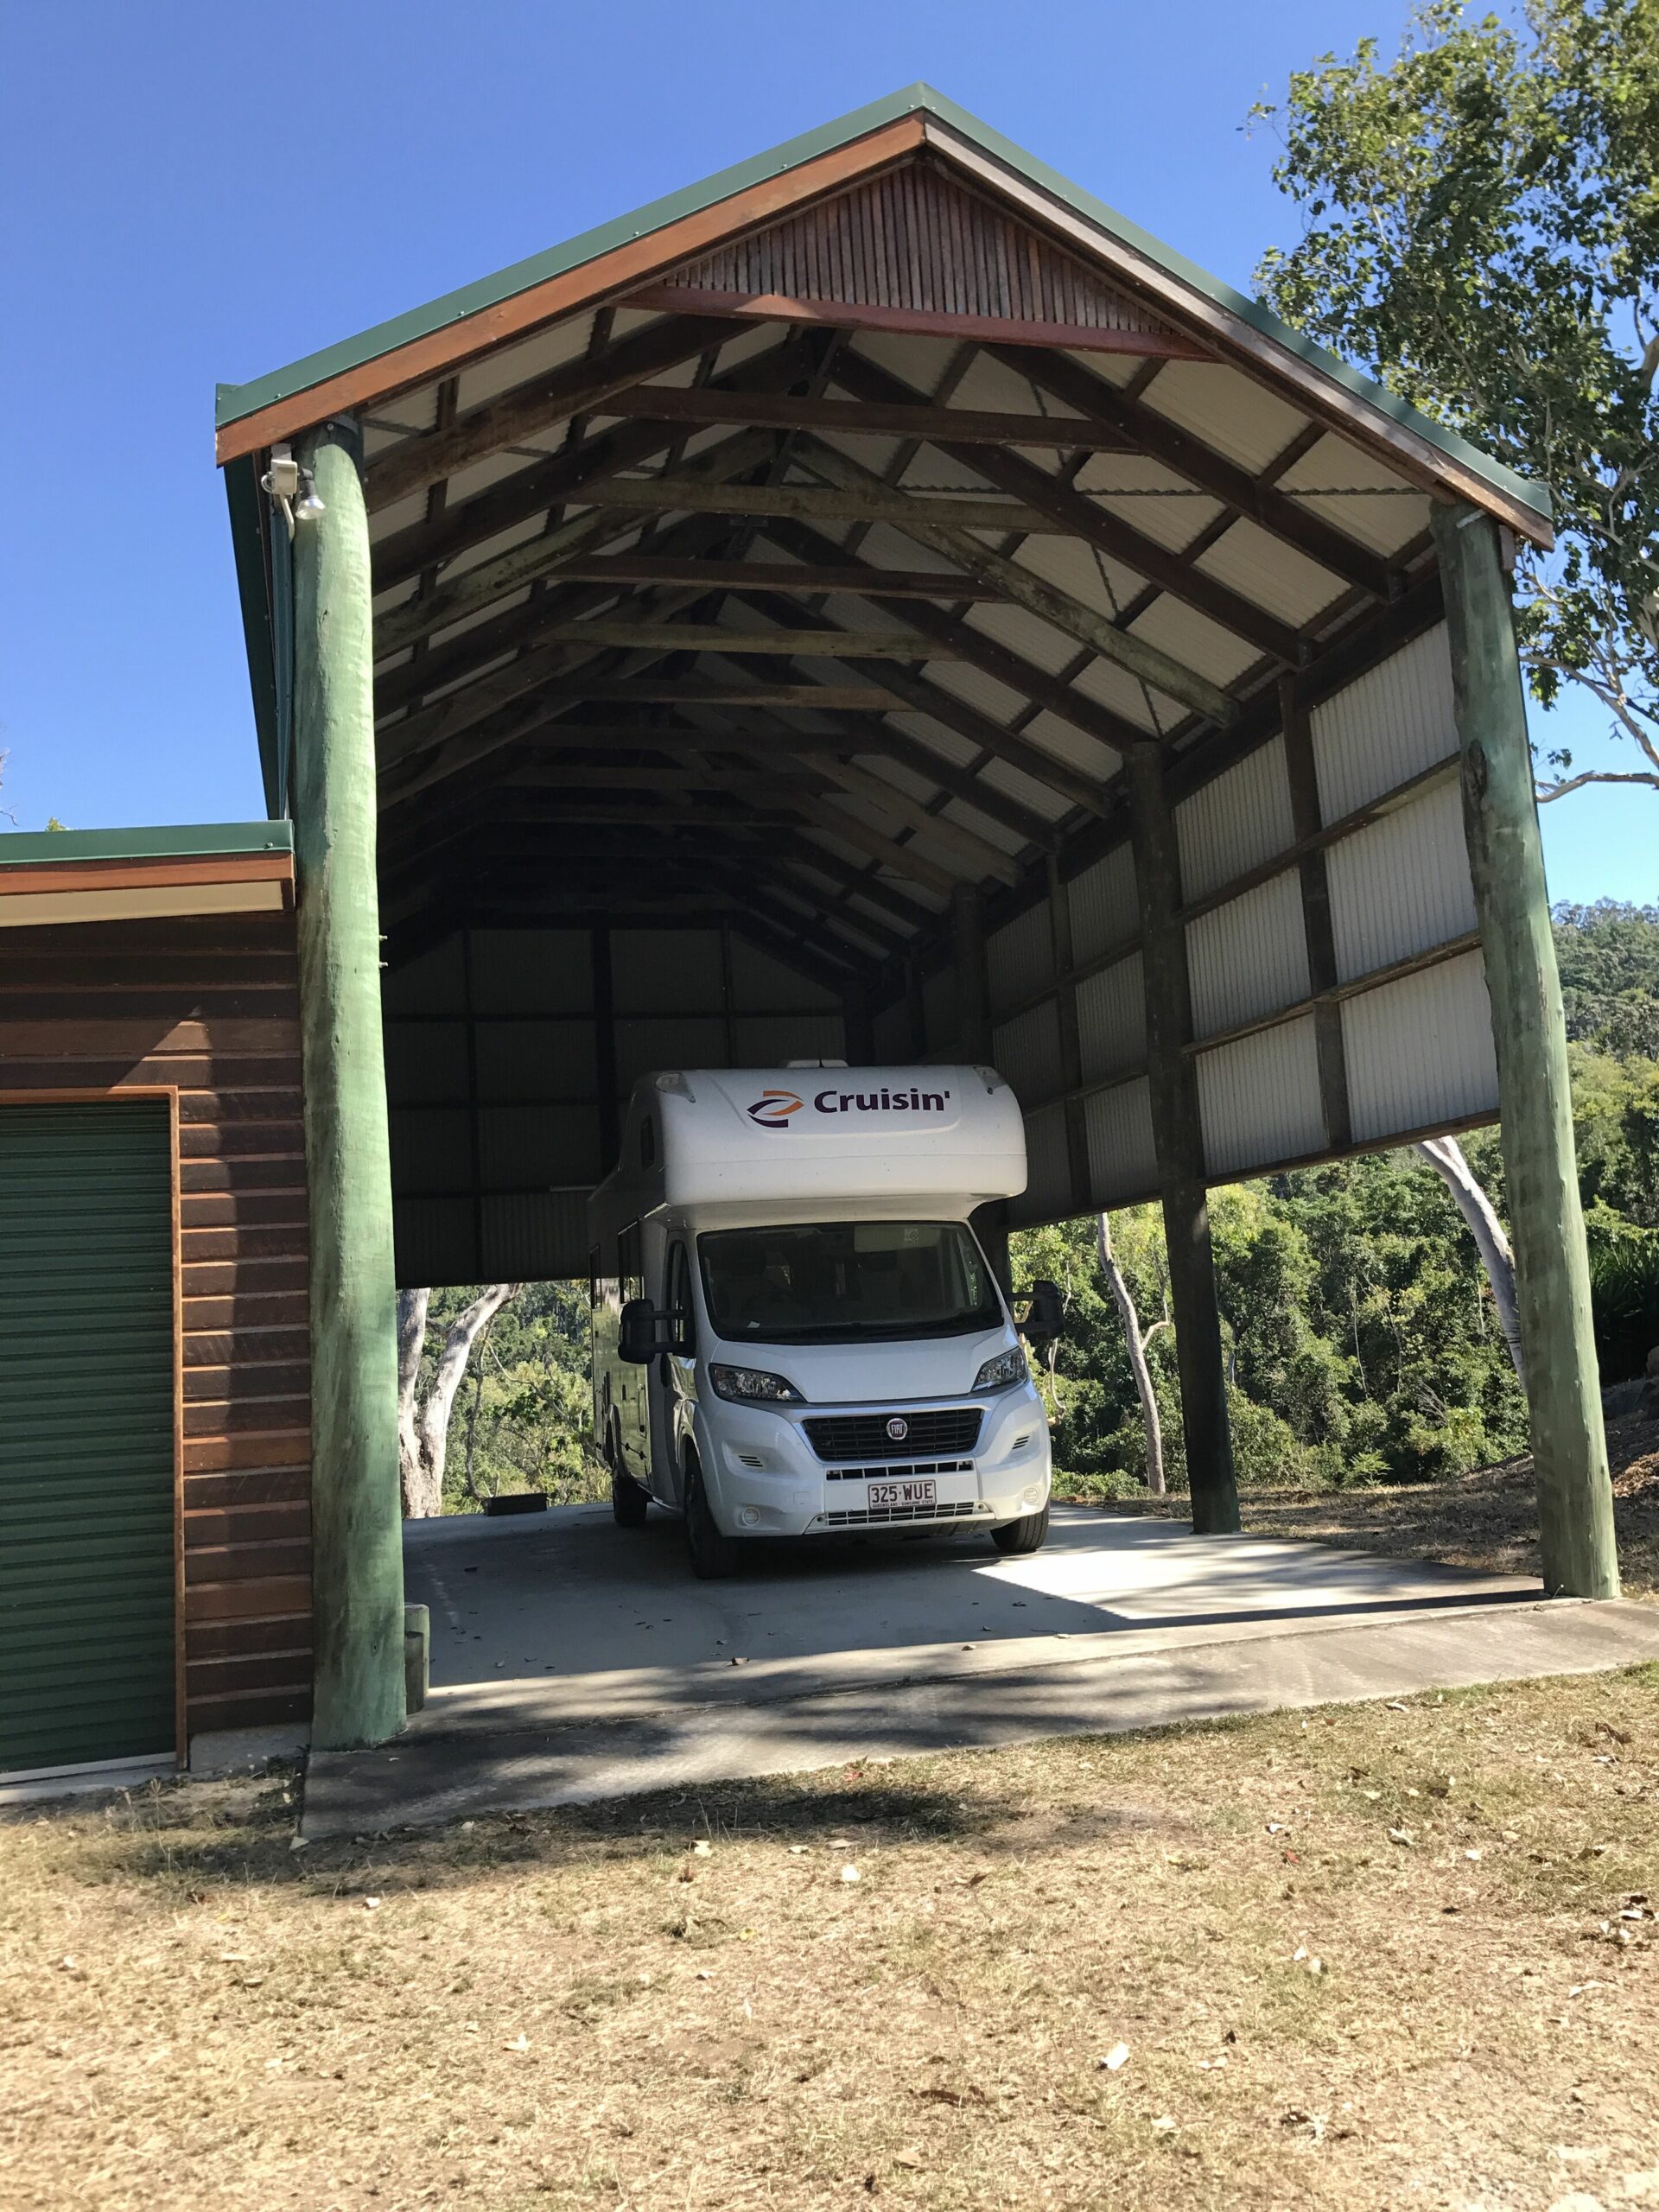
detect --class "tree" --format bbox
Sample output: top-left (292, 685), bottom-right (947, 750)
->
top-left (1095, 1211), bottom-right (1170, 1495)
top-left (1253, 0), bottom-right (1659, 799)
top-left (396, 1283), bottom-right (522, 1517)
top-left (1414, 1135), bottom-right (1526, 1384)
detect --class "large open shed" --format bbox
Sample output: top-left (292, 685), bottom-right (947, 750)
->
top-left (180, 84), bottom-right (1611, 1750)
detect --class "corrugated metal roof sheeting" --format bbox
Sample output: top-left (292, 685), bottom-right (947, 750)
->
top-left (925, 657), bottom-right (1032, 728)
top-left (1275, 434), bottom-right (1434, 558)
top-left (1016, 703), bottom-right (1129, 778)
top-left (1086, 1077), bottom-right (1159, 1205)
top-left (1069, 845), bottom-right (1139, 964)
top-left (454, 311), bottom-right (596, 413)
top-left (1067, 657), bottom-right (1162, 734)
top-left (1326, 780), bottom-right (1475, 984)
top-left (993, 998), bottom-right (1065, 1102)
top-left (987, 903), bottom-right (1054, 1015)
top-left (1312, 623), bottom-right (1456, 820)
top-left (1015, 1101), bottom-right (1073, 1224)
top-left (965, 598), bottom-right (1081, 676)
top-left (1141, 362), bottom-right (1311, 476)
top-left (1076, 952), bottom-right (1146, 1083)
top-left (923, 965), bottom-right (957, 1056)
top-left (1071, 453), bottom-right (1224, 554)
top-left (1186, 874), bottom-right (1311, 1039)
top-left (969, 748), bottom-right (1076, 823)
top-left (1176, 736), bottom-right (1295, 901)
top-left (1128, 593), bottom-right (1259, 691)
top-left (733, 1014), bottom-right (846, 1064)
top-left (1011, 531), bottom-right (1147, 613)
top-left (846, 327), bottom-right (958, 395)
top-left (1342, 950), bottom-right (1498, 1145)
top-left (481, 1191), bottom-right (591, 1281)
top-left (1198, 1015), bottom-right (1324, 1178)
top-left (949, 351), bottom-right (1058, 416)
top-left (1193, 518), bottom-right (1346, 629)
top-left (883, 709), bottom-right (982, 771)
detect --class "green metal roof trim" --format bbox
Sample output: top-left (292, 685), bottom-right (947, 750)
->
top-left (0, 822), bottom-right (294, 868)
top-left (213, 83), bottom-right (1549, 528)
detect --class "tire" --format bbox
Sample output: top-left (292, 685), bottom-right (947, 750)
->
top-left (684, 1456), bottom-right (741, 1580)
top-left (609, 1424), bottom-right (650, 1529)
top-left (991, 1503), bottom-right (1050, 1556)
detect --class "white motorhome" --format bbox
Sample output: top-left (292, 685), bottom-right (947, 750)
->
top-left (588, 1065), bottom-right (1052, 1578)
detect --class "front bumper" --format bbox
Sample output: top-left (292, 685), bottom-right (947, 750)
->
top-left (697, 1384), bottom-right (1052, 1537)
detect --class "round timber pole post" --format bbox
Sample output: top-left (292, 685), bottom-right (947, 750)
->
top-left (1433, 504), bottom-right (1618, 1599)
top-left (292, 418), bottom-right (407, 1746)
top-left (1126, 740), bottom-right (1240, 1536)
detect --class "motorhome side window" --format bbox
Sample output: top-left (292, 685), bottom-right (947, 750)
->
top-left (618, 1221), bottom-right (644, 1305)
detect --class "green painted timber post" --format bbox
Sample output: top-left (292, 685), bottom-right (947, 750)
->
top-left (1433, 505), bottom-right (1618, 1599)
top-left (292, 419), bottom-right (408, 1745)
top-left (1127, 739), bottom-right (1241, 1536)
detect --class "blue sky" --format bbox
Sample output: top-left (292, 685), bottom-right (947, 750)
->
top-left (0, 0), bottom-right (1649, 906)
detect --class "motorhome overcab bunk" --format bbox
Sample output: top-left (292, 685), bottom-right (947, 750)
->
top-left (588, 1065), bottom-right (1052, 1579)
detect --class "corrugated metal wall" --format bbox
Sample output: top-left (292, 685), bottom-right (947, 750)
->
top-left (896, 618), bottom-right (1496, 1228)
top-left (383, 925), bottom-right (846, 1285)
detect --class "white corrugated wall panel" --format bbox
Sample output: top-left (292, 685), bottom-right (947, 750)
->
top-left (1076, 953), bottom-right (1146, 1083)
top-left (992, 999), bottom-right (1065, 1103)
top-left (1175, 737), bottom-right (1296, 901)
top-left (1014, 1101), bottom-right (1072, 1225)
top-left (1086, 1078), bottom-right (1159, 1206)
top-left (1326, 779), bottom-right (1476, 982)
top-left (1198, 1016), bottom-right (1325, 1178)
top-left (1069, 846), bottom-right (1139, 963)
top-left (1342, 950), bottom-right (1499, 1144)
top-left (1186, 874), bottom-right (1311, 1039)
top-left (1312, 623), bottom-right (1457, 819)
top-left (987, 902), bottom-right (1053, 1016)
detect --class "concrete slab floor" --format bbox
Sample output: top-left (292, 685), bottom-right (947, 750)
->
top-left (295, 1505), bottom-right (1659, 1837)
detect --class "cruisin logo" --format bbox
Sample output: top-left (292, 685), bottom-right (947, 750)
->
top-left (745, 1084), bottom-right (952, 1129)
top-left (746, 1089), bottom-right (804, 1129)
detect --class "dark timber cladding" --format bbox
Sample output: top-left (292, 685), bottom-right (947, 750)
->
top-left (0, 909), bottom-right (312, 1758)
top-left (213, 82), bottom-right (1617, 1746)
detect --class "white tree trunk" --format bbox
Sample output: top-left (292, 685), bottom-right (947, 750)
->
top-left (397, 1284), bottom-right (523, 1517)
top-left (1415, 1135), bottom-right (1527, 1389)
top-left (1097, 1212), bottom-right (1166, 1497)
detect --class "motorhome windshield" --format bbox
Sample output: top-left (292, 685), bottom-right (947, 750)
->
top-left (697, 1221), bottom-right (1001, 1345)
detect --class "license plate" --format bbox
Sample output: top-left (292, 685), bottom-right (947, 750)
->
top-left (867, 1478), bottom-right (937, 1508)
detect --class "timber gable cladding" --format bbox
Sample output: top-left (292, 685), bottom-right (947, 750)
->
top-left (0, 909), bottom-right (312, 1748)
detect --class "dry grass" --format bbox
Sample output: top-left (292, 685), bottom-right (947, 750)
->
top-left (1068, 1407), bottom-right (1659, 1600)
top-left (7, 1671), bottom-right (1659, 2210)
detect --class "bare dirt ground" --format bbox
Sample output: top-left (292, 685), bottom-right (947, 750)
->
top-left (1068, 1408), bottom-right (1659, 1600)
top-left (6, 1669), bottom-right (1659, 2212)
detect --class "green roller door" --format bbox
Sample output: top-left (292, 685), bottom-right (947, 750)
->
top-left (0, 1101), bottom-right (177, 1775)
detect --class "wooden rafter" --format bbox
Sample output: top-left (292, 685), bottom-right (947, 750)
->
top-left (520, 554), bottom-right (1003, 600)
top-left (613, 383), bottom-right (1134, 449)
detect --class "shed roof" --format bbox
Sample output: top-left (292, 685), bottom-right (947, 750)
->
top-left (0, 823), bottom-right (294, 929)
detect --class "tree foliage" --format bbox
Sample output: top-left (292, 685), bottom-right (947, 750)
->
top-left (1252, 0), bottom-right (1659, 797)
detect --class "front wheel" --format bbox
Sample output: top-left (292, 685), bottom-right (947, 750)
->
top-left (991, 1503), bottom-right (1050, 1556)
top-left (684, 1457), bottom-right (741, 1580)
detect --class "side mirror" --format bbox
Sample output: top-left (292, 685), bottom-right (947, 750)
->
top-left (619, 1298), bottom-right (690, 1363)
top-left (1019, 1279), bottom-right (1066, 1352)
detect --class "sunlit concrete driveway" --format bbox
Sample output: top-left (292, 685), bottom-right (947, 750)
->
top-left (300, 1505), bottom-right (1659, 1834)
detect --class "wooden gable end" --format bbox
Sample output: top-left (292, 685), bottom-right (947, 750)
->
top-left (626, 157), bottom-right (1209, 357)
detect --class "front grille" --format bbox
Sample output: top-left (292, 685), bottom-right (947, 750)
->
top-left (818, 1500), bottom-right (990, 1527)
top-left (804, 1408), bottom-right (982, 1462)
top-left (825, 1459), bottom-right (975, 1482)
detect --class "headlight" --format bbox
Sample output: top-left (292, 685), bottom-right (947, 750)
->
top-left (709, 1364), bottom-right (805, 1403)
top-left (973, 1345), bottom-right (1029, 1393)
